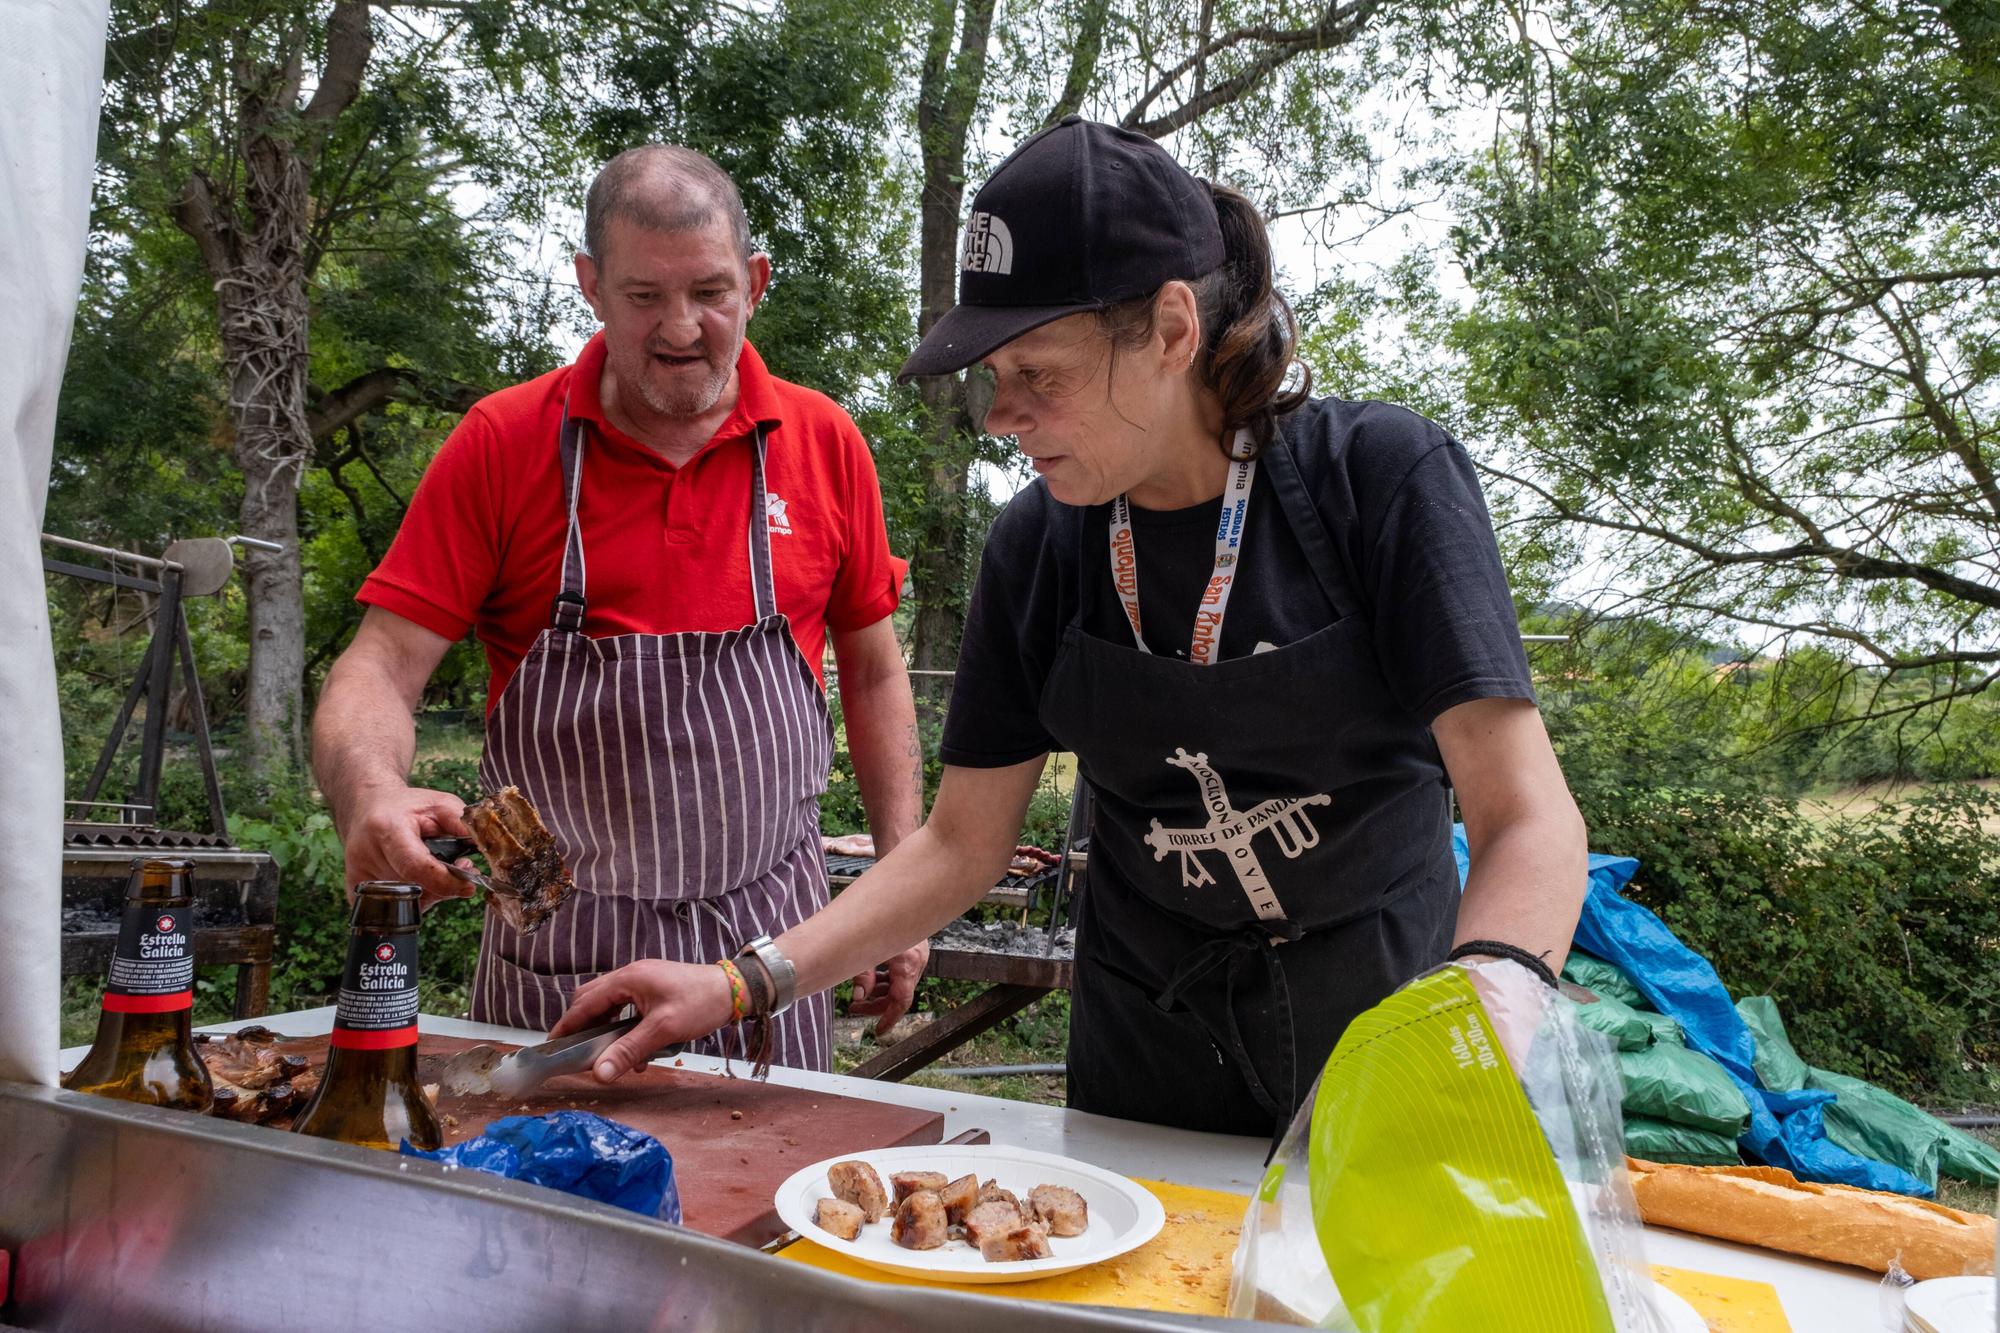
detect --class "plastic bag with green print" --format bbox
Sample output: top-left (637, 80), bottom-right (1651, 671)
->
top-left (1225, 957), bottom-right (1660, 1331)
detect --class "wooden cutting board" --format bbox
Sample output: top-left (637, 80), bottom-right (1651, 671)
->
top-left (269, 1034), bottom-right (944, 1245)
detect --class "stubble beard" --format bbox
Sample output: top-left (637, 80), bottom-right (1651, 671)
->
top-left (615, 341), bottom-right (734, 420)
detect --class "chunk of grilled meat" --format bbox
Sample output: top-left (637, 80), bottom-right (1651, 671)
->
top-left (889, 1170), bottom-right (949, 1206)
top-left (464, 786), bottom-right (576, 934)
top-left (814, 1198), bottom-right (866, 1241)
top-left (196, 1030), bottom-right (312, 1124)
top-left (938, 1173), bottom-right (979, 1226)
top-left (979, 1222), bottom-right (1051, 1262)
top-left (891, 1189), bottom-right (948, 1250)
top-left (961, 1200), bottom-right (1024, 1247)
top-left (1027, 1184), bottom-right (1089, 1237)
top-left (827, 1160), bottom-right (889, 1222)
top-left (976, 1178), bottom-right (1021, 1212)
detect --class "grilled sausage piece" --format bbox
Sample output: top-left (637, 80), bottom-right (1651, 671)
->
top-left (938, 1173), bottom-right (980, 1225)
top-left (891, 1189), bottom-right (949, 1250)
top-left (814, 1198), bottom-right (866, 1241)
top-left (827, 1160), bottom-right (889, 1222)
top-left (979, 1223), bottom-right (1052, 1262)
top-left (889, 1170), bottom-right (950, 1206)
top-left (1028, 1184), bottom-right (1089, 1237)
top-left (976, 1179), bottom-right (1021, 1212)
top-left (961, 1200), bottom-right (1024, 1246)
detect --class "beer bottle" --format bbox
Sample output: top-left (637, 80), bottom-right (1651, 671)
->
top-left (292, 881), bottom-right (442, 1150)
top-left (62, 857), bottom-right (214, 1112)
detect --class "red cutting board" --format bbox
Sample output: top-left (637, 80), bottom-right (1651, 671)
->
top-left (270, 1034), bottom-right (944, 1245)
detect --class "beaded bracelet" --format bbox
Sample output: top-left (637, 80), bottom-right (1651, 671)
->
top-left (720, 956), bottom-right (752, 1016)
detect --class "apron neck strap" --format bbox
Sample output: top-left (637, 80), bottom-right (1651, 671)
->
top-left (551, 406), bottom-right (779, 633)
top-left (553, 396), bottom-right (589, 632)
top-left (746, 423), bottom-right (777, 622)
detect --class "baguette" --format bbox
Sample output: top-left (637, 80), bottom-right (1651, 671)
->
top-left (1628, 1157), bottom-right (1995, 1280)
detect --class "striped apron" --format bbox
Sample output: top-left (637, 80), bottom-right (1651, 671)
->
top-left (467, 401), bottom-right (835, 1071)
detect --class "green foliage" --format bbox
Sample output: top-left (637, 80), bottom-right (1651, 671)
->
top-left (1440, 0), bottom-right (2000, 709)
top-left (1577, 781), bottom-right (2000, 1102)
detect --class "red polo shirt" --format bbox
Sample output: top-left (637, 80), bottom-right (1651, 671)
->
top-left (359, 335), bottom-right (903, 710)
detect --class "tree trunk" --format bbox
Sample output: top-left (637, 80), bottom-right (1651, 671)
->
top-left (170, 4), bottom-right (373, 780)
top-left (904, 0), bottom-right (997, 719)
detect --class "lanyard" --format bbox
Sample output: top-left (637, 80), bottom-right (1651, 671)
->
top-left (1108, 429), bottom-right (1257, 666)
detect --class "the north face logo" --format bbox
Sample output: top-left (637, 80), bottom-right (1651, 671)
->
top-left (766, 492), bottom-right (793, 536)
top-left (961, 212), bottom-right (1014, 275)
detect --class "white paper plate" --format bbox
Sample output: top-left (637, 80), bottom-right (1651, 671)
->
top-left (774, 1143), bottom-right (1166, 1284)
top-left (1904, 1276), bottom-right (1998, 1333)
top-left (1647, 1283), bottom-right (1710, 1333)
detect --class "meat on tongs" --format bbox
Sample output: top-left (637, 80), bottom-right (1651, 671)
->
top-left (462, 786), bottom-right (577, 934)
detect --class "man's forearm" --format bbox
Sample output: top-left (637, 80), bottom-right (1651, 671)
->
top-left (312, 656), bottom-right (420, 835)
top-left (839, 671), bottom-right (922, 856)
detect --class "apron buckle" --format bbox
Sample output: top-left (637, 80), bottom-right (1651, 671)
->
top-left (551, 590), bottom-right (587, 632)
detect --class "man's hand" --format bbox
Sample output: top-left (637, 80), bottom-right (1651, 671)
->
top-left (551, 960), bottom-right (736, 1083)
top-left (338, 784), bottom-right (476, 913)
top-left (847, 940), bottom-right (928, 1038)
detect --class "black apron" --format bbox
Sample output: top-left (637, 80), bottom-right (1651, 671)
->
top-left (1040, 433), bottom-right (1459, 1140)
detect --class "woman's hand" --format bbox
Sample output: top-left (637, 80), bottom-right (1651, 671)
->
top-left (549, 960), bottom-right (735, 1083)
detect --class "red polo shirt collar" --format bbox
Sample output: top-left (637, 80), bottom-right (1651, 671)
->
top-left (563, 333), bottom-right (785, 455)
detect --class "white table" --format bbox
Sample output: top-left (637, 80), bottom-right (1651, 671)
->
top-left (132, 1008), bottom-right (1886, 1330)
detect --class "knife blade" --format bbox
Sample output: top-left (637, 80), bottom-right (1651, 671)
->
top-left (436, 1015), bottom-right (681, 1099)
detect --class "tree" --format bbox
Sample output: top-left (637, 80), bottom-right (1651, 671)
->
top-left (1443, 0), bottom-right (2000, 726)
top-left (87, 0), bottom-right (590, 777)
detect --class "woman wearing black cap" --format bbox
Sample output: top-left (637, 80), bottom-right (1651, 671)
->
top-left (554, 118), bottom-right (1588, 1139)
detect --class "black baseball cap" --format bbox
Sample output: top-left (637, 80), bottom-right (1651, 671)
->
top-left (897, 117), bottom-right (1226, 381)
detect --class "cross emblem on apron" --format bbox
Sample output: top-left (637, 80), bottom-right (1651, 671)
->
top-left (1142, 747), bottom-right (1331, 922)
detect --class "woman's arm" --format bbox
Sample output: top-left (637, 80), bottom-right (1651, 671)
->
top-left (1432, 696), bottom-right (1588, 974)
top-left (550, 756), bottom-right (1048, 1080)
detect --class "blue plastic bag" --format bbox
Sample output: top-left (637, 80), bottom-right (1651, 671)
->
top-left (1450, 825), bottom-right (1931, 1198)
top-left (402, 1111), bottom-right (682, 1223)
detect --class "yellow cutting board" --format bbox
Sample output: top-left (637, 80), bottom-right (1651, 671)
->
top-left (779, 1183), bottom-right (1791, 1330)
top-left (1653, 1265), bottom-right (1791, 1332)
top-left (778, 1177), bottom-right (1244, 1316)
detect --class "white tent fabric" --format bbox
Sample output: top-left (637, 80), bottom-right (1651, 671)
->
top-left (1, 0), bottom-right (112, 1085)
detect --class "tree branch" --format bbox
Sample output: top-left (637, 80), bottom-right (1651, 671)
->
top-left (303, 1), bottom-right (374, 128)
top-left (1041, 0), bottom-right (1110, 127)
top-left (1121, 0), bottom-right (1381, 139)
top-left (307, 367), bottom-right (483, 444)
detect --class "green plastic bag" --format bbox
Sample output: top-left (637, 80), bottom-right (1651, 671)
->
top-left (1738, 996), bottom-right (2000, 1190)
top-left (1561, 951), bottom-right (1645, 1008)
top-left (1637, 1008), bottom-right (1683, 1047)
top-left (1617, 1043), bottom-right (1751, 1137)
top-left (1228, 962), bottom-right (1653, 1330)
top-left (1566, 990), bottom-right (1653, 1051)
top-left (1623, 1115), bottom-right (1740, 1166)
top-left (1736, 995), bottom-right (1810, 1093)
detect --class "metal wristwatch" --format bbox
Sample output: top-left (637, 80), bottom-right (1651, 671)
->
top-left (738, 934), bottom-right (797, 1017)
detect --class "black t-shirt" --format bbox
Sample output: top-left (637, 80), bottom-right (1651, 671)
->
top-left (940, 396), bottom-right (1534, 767)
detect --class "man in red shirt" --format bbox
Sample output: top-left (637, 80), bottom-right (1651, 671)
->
top-left (311, 145), bottom-right (923, 1070)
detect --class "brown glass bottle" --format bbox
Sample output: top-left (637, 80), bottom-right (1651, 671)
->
top-left (62, 858), bottom-right (214, 1112)
top-left (292, 881), bottom-right (441, 1150)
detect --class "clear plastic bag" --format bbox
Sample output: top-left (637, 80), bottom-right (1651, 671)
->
top-left (1227, 959), bottom-right (1660, 1331)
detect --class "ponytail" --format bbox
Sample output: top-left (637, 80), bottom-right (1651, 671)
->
top-left (1093, 181), bottom-right (1310, 458)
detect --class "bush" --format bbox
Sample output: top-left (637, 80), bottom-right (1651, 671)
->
top-left (1574, 780), bottom-right (2000, 1103)
top-left (230, 763), bottom-right (484, 1017)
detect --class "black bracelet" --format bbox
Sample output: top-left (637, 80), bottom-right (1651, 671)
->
top-left (1447, 939), bottom-right (1560, 990)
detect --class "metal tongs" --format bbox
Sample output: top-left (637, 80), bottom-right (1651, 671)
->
top-left (425, 834), bottom-right (547, 932)
top-left (437, 1014), bottom-right (682, 1098)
